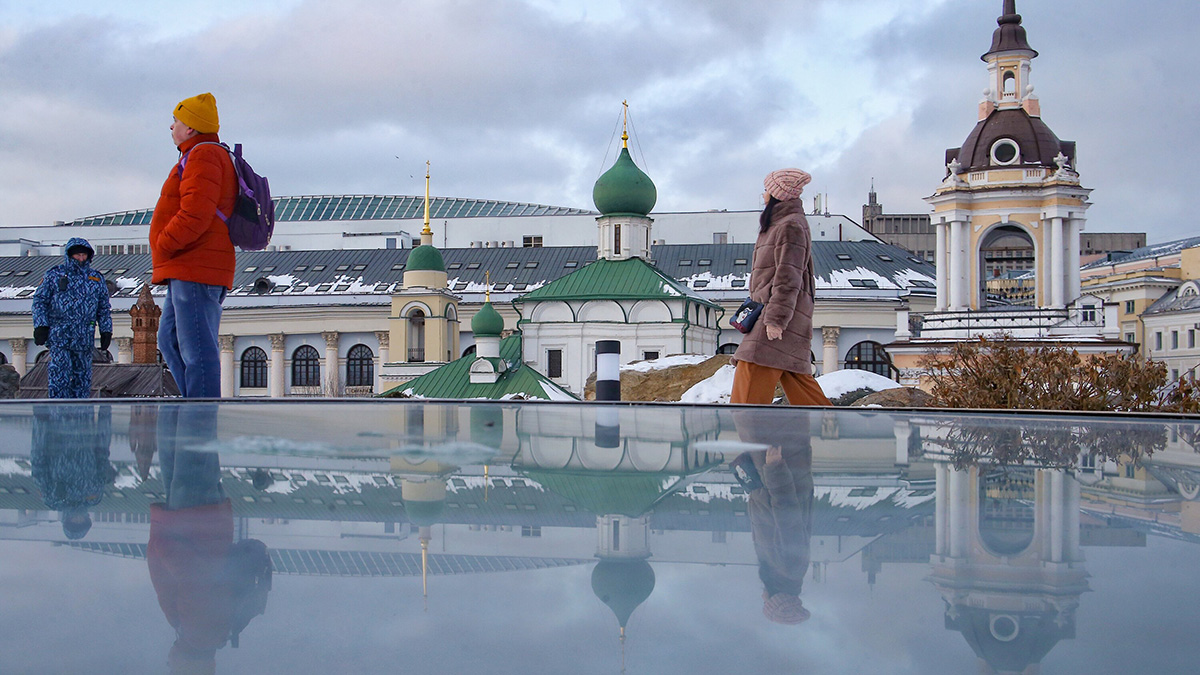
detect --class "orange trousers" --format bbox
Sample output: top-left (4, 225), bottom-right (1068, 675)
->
top-left (731, 361), bottom-right (831, 406)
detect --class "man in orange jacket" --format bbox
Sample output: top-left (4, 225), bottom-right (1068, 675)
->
top-left (150, 93), bottom-right (237, 398)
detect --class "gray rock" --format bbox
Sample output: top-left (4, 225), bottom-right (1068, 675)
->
top-left (0, 364), bottom-right (19, 399)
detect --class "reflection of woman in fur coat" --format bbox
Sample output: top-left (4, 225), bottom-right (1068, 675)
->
top-left (734, 409), bottom-right (815, 624)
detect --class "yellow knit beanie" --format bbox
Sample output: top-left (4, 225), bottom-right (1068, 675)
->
top-left (173, 93), bottom-right (219, 134)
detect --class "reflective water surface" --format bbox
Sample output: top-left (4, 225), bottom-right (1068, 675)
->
top-left (1, 400), bottom-right (1198, 674)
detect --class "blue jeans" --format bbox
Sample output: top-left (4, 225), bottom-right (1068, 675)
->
top-left (159, 280), bottom-right (226, 398)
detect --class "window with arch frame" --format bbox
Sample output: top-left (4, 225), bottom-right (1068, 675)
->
top-left (346, 344), bottom-right (375, 387)
top-left (240, 347), bottom-right (268, 389)
top-left (292, 345), bottom-right (321, 387)
top-left (844, 340), bottom-right (895, 379)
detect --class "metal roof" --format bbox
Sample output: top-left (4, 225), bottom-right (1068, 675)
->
top-left (517, 256), bottom-right (717, 306)
top-left (0, 241), bottom-right (936, 304)
top-left (382, 336), bottom-right (577, 400)
top-left (61, 195), bottom-right (594, 227)
top-left (1081, 235), bottom-right (1200, 271)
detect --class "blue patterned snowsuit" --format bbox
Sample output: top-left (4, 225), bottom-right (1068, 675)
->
top-left (31, 238), bottom-right (113, 398)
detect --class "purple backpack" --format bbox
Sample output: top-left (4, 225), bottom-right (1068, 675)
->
top-left (179, 142), bottom-right (276, 251)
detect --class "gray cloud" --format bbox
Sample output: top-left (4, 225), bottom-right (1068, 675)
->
top-left (0, 0), bottom-right (1195, 242)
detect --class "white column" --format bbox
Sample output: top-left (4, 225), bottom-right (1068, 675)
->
top-left (116, 337), bottom-right (134, 365)
top-left (821, 326), bottom-right (840, 375)
top-left (269, 333), bottom-right (286, 398)
top-left (1050, 217), bottom-right (1065, 308)
top-left (9, 339), bottom-right (28, 377)
top-left (934, 463), bottom-right (948, 556)
top-left (322, 331), bottom-right (340, 397)
top-left (219, 335), bottom-right (235, 398)
top-left (948, 220), bottom-right (965, 310)
top-left (947, 468), bottom-right (968, 558)
top-left (1049, 469), bottom-right (1065, 563)
top-left (935, 222), bottom-right (949, 310)
top-left (374, 331), bottom-right (390, 394)
top-left (1067, 218), bottom-right (1082, 304)
top-left (893, 420), bottom-right (910, 465)
top-left (1067, 474), bottom-right (1081, 561)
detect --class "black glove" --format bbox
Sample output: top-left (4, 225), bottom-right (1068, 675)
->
top-left (100, 332), bottom-right (112, 351)
top-left (34, 326), bottom-right (49, 346)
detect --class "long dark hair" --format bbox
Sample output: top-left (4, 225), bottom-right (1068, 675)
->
top-left (759, 196), bottom-right (781, 234)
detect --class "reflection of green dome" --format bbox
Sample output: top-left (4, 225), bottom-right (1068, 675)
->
top-left (404, 499), bottom-right (446, 527)
top-left (407, 244), bottom-right (445, 272)
top-left (471, 302), bottom-right (504, 337)
top-left (593, 147), bottom-right (657, 216)
top-left (591, 560), bottom-right (655, 628)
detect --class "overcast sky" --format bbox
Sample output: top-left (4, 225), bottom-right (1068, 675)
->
top-left (0, 0), bottom-right (1195, 243)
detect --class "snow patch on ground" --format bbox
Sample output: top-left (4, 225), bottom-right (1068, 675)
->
top-left (622, 354), bottom-right (711, 373)
top-left (816, 369), bottom-right (901, 399)
top-left (681, 364), bottom-right (736, 404)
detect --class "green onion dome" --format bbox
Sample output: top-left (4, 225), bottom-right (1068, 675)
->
top-left (593, 147), bottom-right (657, 216)
top-left (406, 244), bottom-right (445, 272)
top-left (471, 301), bottom-right (505, 337)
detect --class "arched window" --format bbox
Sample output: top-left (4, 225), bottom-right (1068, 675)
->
top-left (346, 344), bottom-right (375, 387)
top-left (716, 343), bottom-right (738, 355)
top-left (1002, 71), bottom-right (1016, 95)
top-left (845, 340), bottom-right (894, 379)
top-left (0, 351), bottom-right (6, 365)
top-left (407, 308), bottom-right (426, 362)
top-left (462, 345), bottom-right (477, 358)
top-left (240, 347), bottom-right (268, 389)
top-left (292, 345), bottom-right (321, 387)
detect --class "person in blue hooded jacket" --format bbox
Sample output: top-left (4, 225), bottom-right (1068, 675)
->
top-left (31, 237), bottom-right (113, 398)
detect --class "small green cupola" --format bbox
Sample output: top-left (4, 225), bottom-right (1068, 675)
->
top-left (593, 144), bottom-right (657, 217)
top-left (471, 301), bottom-right (504, 338)
top-left (407, 244), bottom-right (445, 272)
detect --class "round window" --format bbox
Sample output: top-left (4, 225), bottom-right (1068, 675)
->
top-left (990, 614), bottom-right (1020, 642)
top-left (991, 139), bottom-right (1019, 165)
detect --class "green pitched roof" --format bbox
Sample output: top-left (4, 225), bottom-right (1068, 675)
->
top-left (380, 335), bottom-right (578, 401)
top-left (519, 470), bottom-right (682, 518)
top-left (516, 257), bottom-right (717, 307)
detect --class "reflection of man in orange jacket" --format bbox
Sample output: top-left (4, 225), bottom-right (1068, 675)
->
top-left (147, 405), bottom-right (234, 673)
top-left (734, 409), bottom-right (815, 624)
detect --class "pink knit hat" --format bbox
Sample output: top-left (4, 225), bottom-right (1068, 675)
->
top-left (764, 169), bottom-right (812, 201)
top-left (763, 593), bottom-right (811, 624)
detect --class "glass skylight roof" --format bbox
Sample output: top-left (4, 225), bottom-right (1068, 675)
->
top-left (63, 195), bottom-right (593, 227)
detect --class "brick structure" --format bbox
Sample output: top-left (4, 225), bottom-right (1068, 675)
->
top-left (129, 284), bottom-right (161, 364)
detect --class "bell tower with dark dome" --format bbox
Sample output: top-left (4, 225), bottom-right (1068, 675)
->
top-left (926, 0), bottom-right (1091, 315)
top-left (886, 2), bottom-right (1130, 383)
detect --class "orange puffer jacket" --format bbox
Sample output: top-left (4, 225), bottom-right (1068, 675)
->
top-left (150, 134), bottom-right (237, 288)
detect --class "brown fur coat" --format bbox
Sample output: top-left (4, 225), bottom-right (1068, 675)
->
top-left (732, 198), bottom-right (816, 374)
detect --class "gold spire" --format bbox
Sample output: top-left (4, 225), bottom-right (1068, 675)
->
top-left (621, 100), bottom-right (629, 149)
top-left (421, 160), bottom-right (433, 245)
top-left (421, 534), bottom-right (429, 607)
top-left (485, 270), bottom-right (491, 302)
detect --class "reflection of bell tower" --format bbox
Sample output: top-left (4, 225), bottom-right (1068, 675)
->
top-left (129, 284), bottom-right (161, 364)
top-left (929, 462), bottom-right (1089, 675)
